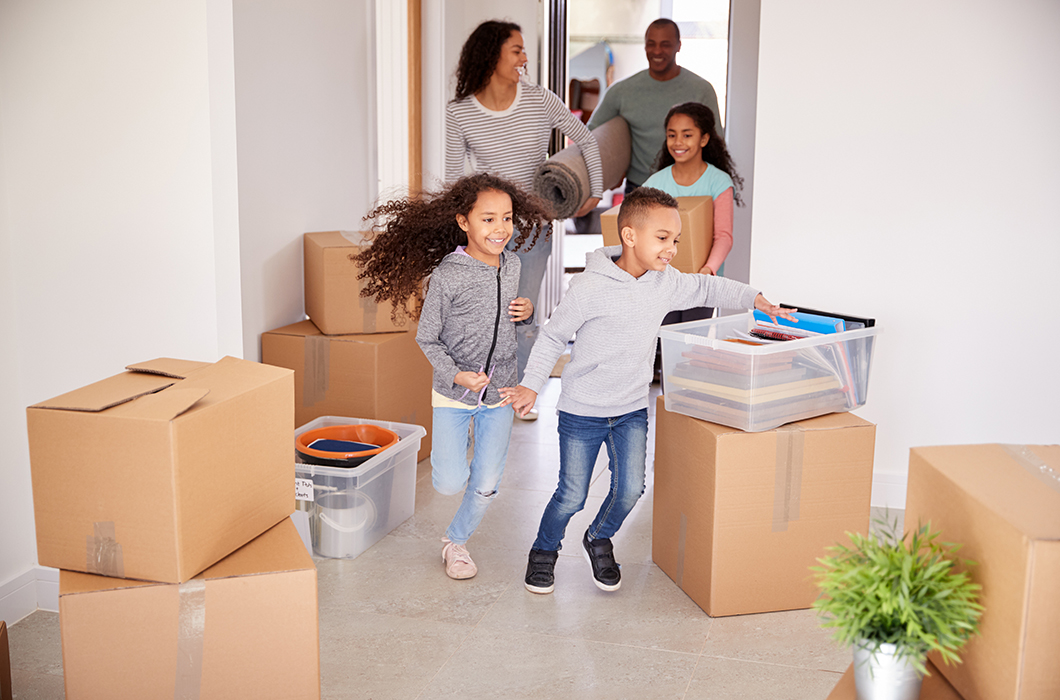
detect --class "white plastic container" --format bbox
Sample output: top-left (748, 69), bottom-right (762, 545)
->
top-left (295, 416), bottom-right (426, 559)
top-left (658, 313), bottom-right (879, 432)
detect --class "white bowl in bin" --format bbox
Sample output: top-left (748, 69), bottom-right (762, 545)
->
top-left (295, 416), bottom-right (426, 559)
top-left (657, 312), bottom-right (879, 432)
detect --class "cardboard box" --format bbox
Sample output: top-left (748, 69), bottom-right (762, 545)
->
top-left (905, 444), bottom-right (1060, 700)
top-left (261, 320), bottom-right (432, 462)
top-left (27, 357), bottom-right (294, 584)
top-left (827, 659), bottom-right (963, 700)
top-left (304, 231), bottom-right (412, 335)
top-left (652, 396), bottom-right (875, 616)
top-left (1, 620), bottom-right (11, 700)
top-left (601, 196), bottom-right (713, 273)
top-left (59, 518), bottom-right (319, 700)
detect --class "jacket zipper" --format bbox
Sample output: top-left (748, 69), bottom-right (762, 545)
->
top-left (483, 265), bottom-right (502, 376)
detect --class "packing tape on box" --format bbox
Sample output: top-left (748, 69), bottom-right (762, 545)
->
top-left (86, 521), bottom-right (124, 578)
top-left (675, 513), bottom-right (688, 587)
top-left (358, 270), bottom-right (378, 333)
top-left (175, 578), bottom-right (206, 700)
top-left (773, 425), bottom-right (805, 532)
top-left (1002, 444), bottom-right (1060, 495)
top-left (303, 334), bottom-right (330, 407)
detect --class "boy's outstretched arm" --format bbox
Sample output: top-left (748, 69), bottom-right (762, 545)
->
top-left (499, 385), bottom-right (537, 417)
top-left (753, 294), bottom-right (797, 324)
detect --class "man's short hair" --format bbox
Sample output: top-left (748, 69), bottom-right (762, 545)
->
top-left (617, 187), bottom-right (679, 233)
top-left (647, 18), bottom-right (680, 42)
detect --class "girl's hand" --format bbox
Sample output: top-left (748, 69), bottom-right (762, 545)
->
top-left (573, 196), bottom-right (601, 219)
top-left (509, 297), bottom-right (534, 322)
top-left (699, 264), bottom-right (715, 275)
top-left (455, 371), bottom-right (490, 392)
top-left (499, 385), bottom-right (537, 417)
top-left (754, 294), bottom-right (797, 324)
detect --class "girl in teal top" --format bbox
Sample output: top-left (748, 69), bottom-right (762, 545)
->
top-left (642, 102), bottom-right (744, 277)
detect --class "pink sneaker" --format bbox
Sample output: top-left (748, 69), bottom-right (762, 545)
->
top-left (441, 538), bottom-right (478, 579)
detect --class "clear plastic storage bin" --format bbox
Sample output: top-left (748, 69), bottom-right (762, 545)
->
top-left (658, 313), bottom-right (879, 432)
top-left (295, 416), bottom-right (426, 559)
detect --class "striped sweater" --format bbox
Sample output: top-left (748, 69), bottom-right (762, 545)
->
top-left (446, 81), bottom-right (604, 199)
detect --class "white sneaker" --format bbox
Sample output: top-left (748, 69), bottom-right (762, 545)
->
top-left (441, 538), bottom-right (477, 579)
top-left (514, 408), bottom-right (539, 422)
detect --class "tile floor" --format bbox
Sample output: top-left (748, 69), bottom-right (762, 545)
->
top-left (7, 377), bottom-right (898, 699)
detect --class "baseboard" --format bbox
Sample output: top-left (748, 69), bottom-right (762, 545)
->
top-left (871, 469), bottom-right (908, 510)
top-left (0, 566), bottom-right (59, 625)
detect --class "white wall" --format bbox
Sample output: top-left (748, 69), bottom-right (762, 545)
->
top-left (233, 0), bottom-right (375, 360)
top-left (751, 0), bottom-right (1060, 507)
top-left (0, 0), bottom-right (242, 612)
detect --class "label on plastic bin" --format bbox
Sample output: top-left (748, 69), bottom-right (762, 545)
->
top-left (295, 477), bottom-right (314, 502)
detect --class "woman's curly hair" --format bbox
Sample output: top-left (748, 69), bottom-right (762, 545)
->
top-left (653, 102), bottom-right (745, 206)
top-left (453, 21), bottom-right (521, 101)
top-left (356, 173), bottom-right (554, 323)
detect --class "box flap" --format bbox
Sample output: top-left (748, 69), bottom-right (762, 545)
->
top-left (126, 358), bottom-right (213, 379)
top-left (912, 444), bottom-right (1060, 540)
top-left (125, 387), bottom-right (210, 421)
top-left (708, 410), bottom-right (873, 439)
top-left (263, 320), bottom-right (324, 339)
top-left (30, 371), bottom-right (176, 413)
top-left (60, 569), bottom-right (162, 596)
top-left (263, 319), bottom-right (405, 345)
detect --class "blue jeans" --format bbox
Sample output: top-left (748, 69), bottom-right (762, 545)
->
top-left (532, 408), bottom-right (649, 552)
top-left (431, 403), bottom-right (514, 545)
top-left (506, 228), bottom-right (552, 381)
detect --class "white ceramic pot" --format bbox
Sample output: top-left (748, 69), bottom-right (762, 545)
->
top-left (852, 640), bottom-right (923, 700)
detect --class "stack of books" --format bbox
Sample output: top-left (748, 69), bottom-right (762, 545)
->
top-left (665, 311), bottom-right (865, 430)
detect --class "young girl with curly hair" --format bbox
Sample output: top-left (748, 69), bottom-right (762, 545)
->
top-left (357, 173), bottom-right (554, 580)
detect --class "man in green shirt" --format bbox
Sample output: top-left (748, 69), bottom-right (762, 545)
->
top-left (588, 19), bottom-right (721, 193)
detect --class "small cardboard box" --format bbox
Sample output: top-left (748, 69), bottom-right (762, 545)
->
top-left (261, 320), bottom-right (432, 462)
top-left (304, 231), bottom-right (412, 335)
top-left (652, 396), bottom-right (875, 616)
top-left (601, 195), bottom-right (713, 273)
top-left (827, 659), bottom-right (963, 700)
top-left (905, 444), bottom-right (1060, 700)
top-left (27, 357), bottom-right (294, 584)
top-left (59, 518), bottom-right (319, 700)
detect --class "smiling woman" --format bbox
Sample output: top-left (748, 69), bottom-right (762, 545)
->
top-left (446, 20), bottom-right (605, 385)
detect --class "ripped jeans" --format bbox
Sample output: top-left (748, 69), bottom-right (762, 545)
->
top-left (431, 403), bottom-right (514, 544)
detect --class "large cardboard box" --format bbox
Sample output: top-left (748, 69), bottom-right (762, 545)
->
top-left (27, 357), bottom-right (294, 584)
top-left (304, 231), bottom-right (412, 335)
top-left (827, 660), bottom-right (963, 700)
top-left (601, 195), bottom-right (713, 273)
top-left (261, 320), bottom-right (432, 462)
top-left (59, 518), bottom-right (319, 700)
top-left (652, 396), bottom-right (875, 616)
top-left (905, 444), bottom-right (1060, 700)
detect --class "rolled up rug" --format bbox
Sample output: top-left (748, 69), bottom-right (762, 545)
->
top-left (532, 116), bottom-right (631, 219)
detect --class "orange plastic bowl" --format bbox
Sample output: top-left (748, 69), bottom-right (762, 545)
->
top-left (295, 424), bottom-right (400, 467)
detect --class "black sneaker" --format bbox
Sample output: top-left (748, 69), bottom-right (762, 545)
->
top-left (582, 530), bottom-right (621, 591)
top-left (525, 548), bottom-right (559, 594)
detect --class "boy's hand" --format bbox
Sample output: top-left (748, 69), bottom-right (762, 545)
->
top-left (455, 371), bottom-right (490, 392)
top-left (754, 294), bottom-right (797, 324)
top-left (499, 385), bottom-right (537, 417)
top-left (509, 297), bottom-right (534, 322)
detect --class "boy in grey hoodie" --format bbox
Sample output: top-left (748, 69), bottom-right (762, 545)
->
top-left (502, 187), bottom-right (794, 593)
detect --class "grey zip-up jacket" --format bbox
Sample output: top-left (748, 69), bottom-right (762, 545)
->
top-left (416, 249), bottom-right (532, 406)
top-left (520, 245), bottom-right (760, 417)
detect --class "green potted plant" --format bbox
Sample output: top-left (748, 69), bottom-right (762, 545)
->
top-left (812, 517), bottom-right (983, 700)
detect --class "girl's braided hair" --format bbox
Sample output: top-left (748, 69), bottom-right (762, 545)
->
top-left (653, 101), bottom-right (745, 206)
top-left (356, 173), bottom-right (554, 323)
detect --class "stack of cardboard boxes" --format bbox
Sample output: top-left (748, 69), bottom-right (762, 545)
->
top-left (26, 357), bottom-right (320, 699)
top-left (262, 231), bottom-right (433, 462)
